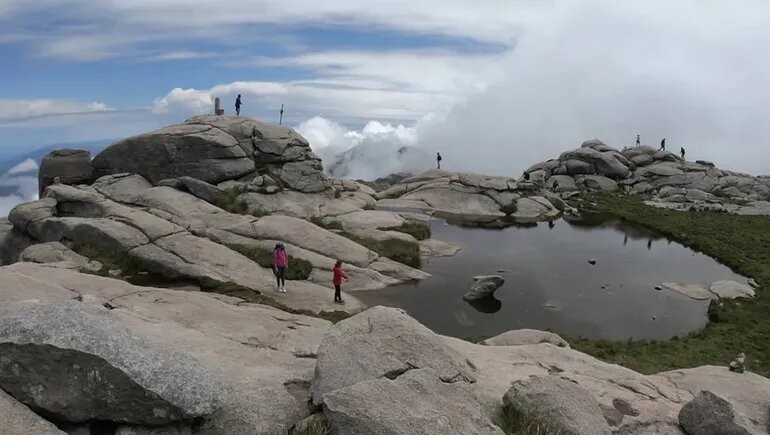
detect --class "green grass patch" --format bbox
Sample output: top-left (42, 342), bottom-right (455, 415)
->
top-left (310, 217), bottom-right (344, 231)
top-left (569, 193), bottom-right (770, 376)
top-left (71, 244), bottom-right (144, 277)
top-left (342, 232), bottom-right (421, 269)
top-left (227, 244), bottom-right (313, 280)
top-left (214, 187), bottom-right (269, 217)
top-left (382, 222), bottom-right (431, 240)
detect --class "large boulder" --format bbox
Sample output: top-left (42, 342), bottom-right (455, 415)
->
top-left (38, 149), bottom-right (93, 197)
top-left (678, 391), bottom-right (751, 435)
top-left (323, 368), bottom-right (503, 435)
top-left (560, 147), bottom-right (630, 179)
top-left (463, 275), bottom-right (505, 301)
top-left (0, 219), bottom-right (34, 265)
top-left (511, 196), bottom-right (560, 222)
top-left (18, 241), bottom-right (101, 272)
top-left (310, 307), bottom-right (477, 405)
top-left (577, 175), bottom-right (619, 192)
top-left (93, 119), bottom-right (254, 184)
top-left (0, 301), bottom-right (223, 425)
top-left (0, 389), bottom-right (64, 434)
top-left (503, 376), bottom-right (612, 435)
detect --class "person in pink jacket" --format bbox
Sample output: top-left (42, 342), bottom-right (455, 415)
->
top-left (272, 242), bottom-right (289, 292)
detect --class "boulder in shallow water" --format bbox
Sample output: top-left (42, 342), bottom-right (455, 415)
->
top-left (0, 301), bottom-right (223, 425)
top-left (678, 391), bottom-right (751, 435)
top-left (482, 329), bottom-right (570, 348)
top-left (709, 280), bottom-right (755, 299)
top-left (463, 275), bottom-right (505, 301)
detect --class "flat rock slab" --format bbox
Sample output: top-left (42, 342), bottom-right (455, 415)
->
top-left (709, 280), bottom-right (756, 299)
top-left (661, 282), bottom-right (714, 300)
top-left (482, 329), bottom-right (570, 348)
top-left (0, 301), bottom-right (223, 425)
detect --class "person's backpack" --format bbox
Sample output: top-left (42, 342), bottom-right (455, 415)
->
top-left (437, 155), bottom-right (442, 161)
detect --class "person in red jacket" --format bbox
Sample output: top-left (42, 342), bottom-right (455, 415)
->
top-left (332, 260), bottom-right (350, 304)
top-left (272, 243), bottom-right (288, 292)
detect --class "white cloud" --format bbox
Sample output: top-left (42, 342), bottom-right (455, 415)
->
top-left (0, 194), bottom-right (24, 218)
top-left (7, 158), bottom-right (38, 175)
top-left (146, 50), bottom-right (218, 61)
top-left (152, 88), bottom-right (214, 114)
top-left (0, 99), bottom-right (111, 123)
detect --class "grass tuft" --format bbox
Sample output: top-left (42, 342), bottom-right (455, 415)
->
top-left (570, 193), bottom-right (770, 376)
top-left (382, 222), bottom-right (431, 241)
top-left (495, 405), bottom-right (565, 435)
top-left (342, 232), bottom-right (421, 269)
top-left (310, 217), bottom-right (344, 231)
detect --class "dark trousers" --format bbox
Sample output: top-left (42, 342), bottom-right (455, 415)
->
top-left (334, 284), bottom-right (342, 302)
top-left (275, 267), bottom-right (286, 287)
top-left (236, 106), bottom-right (241, 116)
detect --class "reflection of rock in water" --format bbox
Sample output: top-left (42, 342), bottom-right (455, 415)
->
top-left (454, 310), bottom-right (475, 326)
top-left (543, 300), bottom-right (562, 312)
top-left (465, 295), bottom-right (502, 314)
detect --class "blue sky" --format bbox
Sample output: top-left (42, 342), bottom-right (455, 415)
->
top-left (1, 1), bottom-right (770, 179)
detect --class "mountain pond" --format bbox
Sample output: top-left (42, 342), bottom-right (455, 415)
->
top-left (356, 213), bottom-right (746, 341)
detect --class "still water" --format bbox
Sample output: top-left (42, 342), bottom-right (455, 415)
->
top-left (356, 215), bottom-right (745, 341)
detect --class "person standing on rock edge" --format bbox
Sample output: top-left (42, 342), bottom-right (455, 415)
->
top-left (332, 260), bottom-right (350, 304)
top-left (636, 134), bottom-right (641, 146)
top-left (273, 242), bottom-right (288, 292)
top-left (436, 152), bottom-right (442, 169)
top-left (235, 94), bottom-right (242, 116)
top-left (680, 147), bottom-right (686, 161)
top-left (660, 138), bottom-right (666, 150)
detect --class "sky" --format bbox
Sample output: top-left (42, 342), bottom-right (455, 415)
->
top-left (1, 0), bottom-right (770, 207)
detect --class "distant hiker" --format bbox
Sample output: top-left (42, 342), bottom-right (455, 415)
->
top-left (523, 172), bottom-right (530, 181)
top-left (273, 242), bottom-right (288, 292)
top-left (332, 260), bottom-right (350, 304)
top-left (436, 152), bottom-right (442, 169)
top-left (660, 138), bottom-right (666, 150)
top-left (552, 179), bottom-right (560, 191)
top-left (548, 220), bottom-right (555, 230)
top-left (235, 94), bottom-right (242, 116)
top-left (680, 147), bottom-right (686, 160)
top-left (636, 134), bottom-right (641, 147)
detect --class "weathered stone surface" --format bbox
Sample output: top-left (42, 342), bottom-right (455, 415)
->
top-left (403, 188), bottom-right (504, 218)
top-left (637, 162), bottom-right (684, 178)
top-left (0, 263), bottom-right (336, 433)
top-left (38, 149), bottom-right (93, 196)
top-left (93, 120), bottom-right (254, 184)
top-left (577, 175), bottom-right (619, 192)
top-left (503, 376), bottom-right (612, 435)
top-left (482, 329), bottom-right (570, 348)
top-left (0, 389), bottom-right (65, 434)
top-left (252, 215), bottom-right (377, 267)
top-left (631, 154), bottom-right (655, 167)
top-left (334, 210), bottom-right (406, 230)
top-left (171, 176), bottom-right (224, 204)
top-left (547, 175), bottom-right (578, 192)
top-left (311, 307), bottom-right (477, 405)
top-left (8, 197), bottom-right (57, 233)
top-left (323, 368), bottom-right (503, 435)
top-left (0, 218), bottom-right (35, 265)
top-left (276, 161), bottom-right (329, 193)
top-left (239, 190), bottom-right (371, 219)
top-left (463, 275), bottom-right (504, 301)
top-left (19, 241), bottom-right (101, 272)
top-left (709, 280), bottom-right (756, 299)
top-left (419, 238), bottom-right (461, 260)
top-left (678, 391), bottom-right (751, 435)
top-left (92, 173), bottom-right (153, 203)
top-left (0, 301), bottom-right (223, 425)
top-left (560, 147), bottom-right (629, 179)
top-left (512, 197), bottom-right (559, 222)
top-left (375, 198), bottom-right (432, 211)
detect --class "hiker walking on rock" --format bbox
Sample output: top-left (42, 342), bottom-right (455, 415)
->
top-left (332, 260), bottom-right (350, 304)
top-left (636, 134), bottom-right (641, 146)
top-left (436, 152), bottom-right (442, 169)
top-left (660, 138), bottom-right (666, 150)
top-left (273, 242), bottom-right (288, 292)
top-left (235, 94), bottom-right (242, 116)
top-left (680, 147), bottom-right (686, 161)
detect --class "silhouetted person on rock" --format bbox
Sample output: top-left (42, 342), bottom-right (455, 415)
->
top-left (552, 180), bottom-right (560, 191)
top-left (660, 138), bottom-right (666, 150)
top-left (235, 94), bottom-right (242, 116)
top-left (680, 147), bottom-right (686, 161)
top-left (548, 220), bottom-right (555, 229)
top-left (523, 172), bottom-right (530, 181)
top-left (436, 152), bottom-right (442, 169)
top-left (636, 134), bottom-right (641, 146)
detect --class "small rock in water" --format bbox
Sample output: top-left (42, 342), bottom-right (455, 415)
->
top-left (496, 269), bottom-right (508, 273)
top-left (588, 258), bottom-right (597, 265)
top-left (728, 352), bottom-right (746, 373)
top-left (651, 315), bottom-right (657, 320)
top-left (654, 285), bottom-right (663, 291)
top-left (748, 278), bottom-right (759, 289)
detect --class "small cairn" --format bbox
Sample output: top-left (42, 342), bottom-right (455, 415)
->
top-left (728, 352), bottom-right (745, 373)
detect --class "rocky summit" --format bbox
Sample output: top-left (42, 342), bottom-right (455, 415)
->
top-left (1, 116), bottom-right (769, 434)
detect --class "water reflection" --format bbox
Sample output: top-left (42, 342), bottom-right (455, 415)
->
top-left (465, 295), bottom-right (502, 313)
top-left (357, 213), bottom-right (745, 341)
